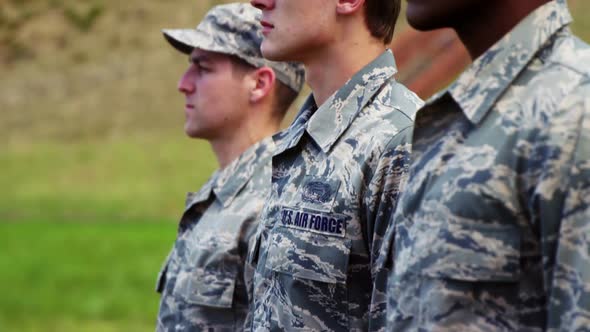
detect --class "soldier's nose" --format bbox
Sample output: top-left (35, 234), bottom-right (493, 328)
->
top-left (178, 69), bottom-right (195, 94)
top-left (250, 0), bottom-right (275, 11)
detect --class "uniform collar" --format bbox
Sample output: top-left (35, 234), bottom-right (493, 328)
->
top-left (306, 50), bottom-right (398, 152)
top-left (272, 97), bottom-right (317, 155)
top-left (185, 137), bottom-right (274, 210)
top-left (429, 0), bottom-right (572, 125)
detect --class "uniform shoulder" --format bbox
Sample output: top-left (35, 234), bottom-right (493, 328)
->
top-left (544, 31), bottom-right (590, 81)
top-left (387, 80), bottom-right (424, 121)
top-left (510, 31), bottom-right (590, 120)
top-left (244, 155), bottom-right (273, 195)
top-left (364, 79), bottom-right (423, 129)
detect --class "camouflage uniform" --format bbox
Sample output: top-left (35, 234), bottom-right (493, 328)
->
top-left (156, 3), bottom-right (304, 331)
top-left (247, 50), bottom-right (423, 331)
top-left (385, 1), bottom-right (590, 331)
top-left (156, 138), bottom-right (275, 332)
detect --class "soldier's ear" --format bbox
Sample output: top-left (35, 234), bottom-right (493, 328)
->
top-left (336, 0), bottom-right (365, 15)
top-left (249, 66), bottom-right (276, 104)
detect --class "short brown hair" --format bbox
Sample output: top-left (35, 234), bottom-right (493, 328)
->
top-left (364, 0), bottom-right (402, 44)
top-left (228, 55), bottom-right (297, 120)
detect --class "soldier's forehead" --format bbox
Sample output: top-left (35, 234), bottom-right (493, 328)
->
top-left (189, 49), bottom-right (229, 61)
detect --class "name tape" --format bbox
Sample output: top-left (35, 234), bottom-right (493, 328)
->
top-left (279, 206), bottom-right (346, 238)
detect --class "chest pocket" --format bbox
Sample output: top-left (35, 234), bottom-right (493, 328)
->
top-left (171, 229), bottom-right (240, 308)
top-left (389, 219), bottom-right (523, 329)
top-left (265, 225), bottom-right (351, 284)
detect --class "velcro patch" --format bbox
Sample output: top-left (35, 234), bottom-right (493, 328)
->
top-left (279, 206), bottom-right (346, 238)
top-left (298, 177), bottom-right (341, 212)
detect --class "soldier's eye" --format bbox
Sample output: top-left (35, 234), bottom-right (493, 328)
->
top-left (197, 64), bottom-right (211, 73)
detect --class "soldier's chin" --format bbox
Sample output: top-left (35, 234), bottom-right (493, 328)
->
top-left (260, 41), bottom-right (290, 62)
top-left (406, 6), bottom-right (447, 31)
top-left (184, 125), bottom-right (202, 139)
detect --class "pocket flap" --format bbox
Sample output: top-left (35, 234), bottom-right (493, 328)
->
top-left (173, 267), bottom-right (237, 308)
top-left (409, 223), bottom-right (521, 282)
top-left (265, 226), bottom-right (351, 284)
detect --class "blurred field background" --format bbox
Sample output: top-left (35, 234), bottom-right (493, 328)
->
top-left (1, 0), bottom-right (589, 331)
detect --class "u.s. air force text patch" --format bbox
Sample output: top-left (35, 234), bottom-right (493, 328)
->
top-left (279, 206), bottom-right (346, 238)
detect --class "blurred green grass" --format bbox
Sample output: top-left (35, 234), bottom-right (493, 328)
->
top-left (0, 222), bottom-right (175, 332)
top-left (0, 0), bottom-right (588, 331)
top-left (1, 135), bottom-right (217, 223)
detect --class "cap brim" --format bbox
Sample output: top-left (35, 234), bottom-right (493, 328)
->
top-left (162, 28), bottom-right (214, 55)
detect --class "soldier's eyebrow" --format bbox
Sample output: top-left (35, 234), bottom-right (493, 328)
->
top-left (189, 54), bottom-right (212, 66)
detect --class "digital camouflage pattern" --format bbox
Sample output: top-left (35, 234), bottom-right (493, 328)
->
top-left (156, 138), bottom-right (274, 332)
top-left (385, 1), bottom-right (590, 330)
top-left (162, 3), bottom-right (305, 93)
top-left (247, 50), bottom-right (423, 331)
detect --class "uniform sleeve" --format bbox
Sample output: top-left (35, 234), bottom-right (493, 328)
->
top-left (240, 164), bottom-right (273, 331)
top-left (362, 125), bottom-right (413, 331)
top-left (364, 125), bottom-right (413, 262)
top-left (546, 82), bottom-right (590, 330)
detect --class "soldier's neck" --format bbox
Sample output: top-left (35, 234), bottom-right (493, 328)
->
top-left (454, 0), bottom-right (550, 60)
top-left (209, 122), bottom-right (278, 169)
top-left (304, 38), bottom-right (385, 107)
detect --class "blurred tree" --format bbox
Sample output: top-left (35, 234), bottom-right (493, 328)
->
top-left (63, 3), bottom-right (104, 32)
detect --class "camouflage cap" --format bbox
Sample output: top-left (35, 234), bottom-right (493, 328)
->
top-left (162, 3), bottom-right (305, 93)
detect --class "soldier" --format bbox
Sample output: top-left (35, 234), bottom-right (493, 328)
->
top-left (386, 0), bottom-right (590, 330)
top-left (154, 3), bottom-right (304, 331)
top-left (247, 0), bottom-right (423, 330)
